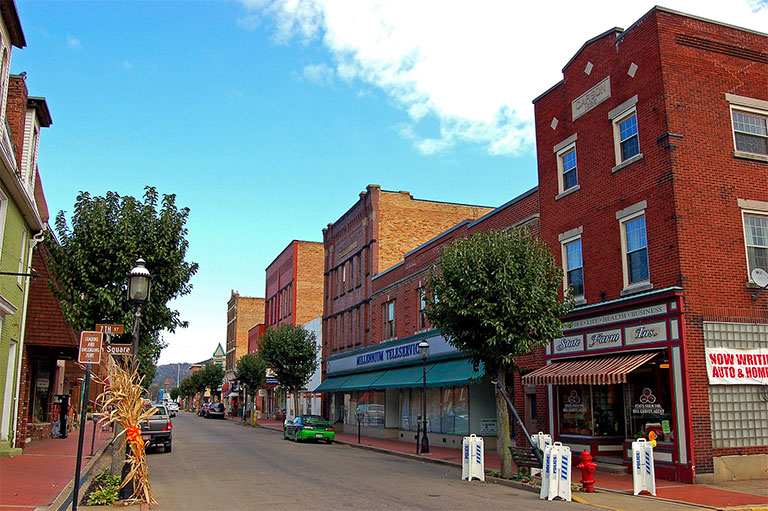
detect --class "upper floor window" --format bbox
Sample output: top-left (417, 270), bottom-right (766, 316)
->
top-left (617, 201), bottom-right (651, 294)
top-left (732, 111), bottom-right (767, 156)
top-left (564, 238), bottom-right (584, 298)
top-left (610, 96), bottom-right (642, 171)
top-left (417, 288), bottom-right (427, 330)
top-left (727, 94), bottom-right (768, 161)
top-left (554, 133), bottom-right (579, 198)
top-left (383, 300), bottom-right (396, 339)
top-left (744, 212), bottom-right (768, 276)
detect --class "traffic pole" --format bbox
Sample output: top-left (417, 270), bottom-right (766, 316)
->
top-left (72, 363), bottom-right (91, 511)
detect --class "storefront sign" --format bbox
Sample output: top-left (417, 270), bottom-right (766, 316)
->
top-left (480, 418), bottom-right (497, 436)
top-left (564, 303), bottom-right (667, 332)
top-left (586, 329), bottom-right (622, 351)
top-left (705, 347), bottom-right (768, 385)
top-left (632, 387), bottom-right (664, 415)
top-left (553, 334), bottom-right (584, 354)
top-left (625, 321), bottom-right (668, 346)
top-left (327, 334), bottom-right (457, 374)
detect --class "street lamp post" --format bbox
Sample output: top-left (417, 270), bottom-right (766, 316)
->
top-left (127, 258), bottom-right (151, 368)
top-left (418, 339), bottom-right (430, 454)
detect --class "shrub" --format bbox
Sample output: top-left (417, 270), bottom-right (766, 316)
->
top-left (86, 470), bottom-right (121, 505)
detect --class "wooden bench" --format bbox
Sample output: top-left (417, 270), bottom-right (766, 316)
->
top-left (508, 445), bottom-right (542, 481)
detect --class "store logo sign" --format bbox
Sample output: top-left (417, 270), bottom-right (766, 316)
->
top-left (625, 321), bottom-right (668, 346)
top-left (586, 329), bottom-right (622, 350)
top-left (553, 334), bottom-right (583, 354)
top-left (632, 387), bottom-right (664, 415)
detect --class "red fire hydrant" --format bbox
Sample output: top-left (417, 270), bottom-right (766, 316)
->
top-left (576, 450), bottom-right (597, 492)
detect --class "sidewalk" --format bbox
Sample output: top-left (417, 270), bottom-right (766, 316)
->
top-left (247, 416), bottom-right (768, 510)
top-left (0, 421), bottom-right (113, 511)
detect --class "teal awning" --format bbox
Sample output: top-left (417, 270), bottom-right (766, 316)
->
top-left (427, 359), bottom-right (484, 387)
top-left (314, 375), bottom-right (351, 392)
top-left (369, 364), bottom-right (434, 389)
top-left (336, 370), bottom-right (387, 390)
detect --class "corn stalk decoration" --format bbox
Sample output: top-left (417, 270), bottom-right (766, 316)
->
top-left (93, 357), bottom-right (157, 505)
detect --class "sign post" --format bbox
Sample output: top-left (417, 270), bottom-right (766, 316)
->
top-left (72, 331), bottom-right (103, 511)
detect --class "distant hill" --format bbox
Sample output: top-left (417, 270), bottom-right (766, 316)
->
top-left (152, 363), bottom-right (192, 389)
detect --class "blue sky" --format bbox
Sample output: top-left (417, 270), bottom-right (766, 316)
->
top-left (11, 0), bottom-right (766, 365)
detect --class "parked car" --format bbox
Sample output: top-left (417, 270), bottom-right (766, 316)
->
top-left (205, 402), bottom-right (225, 419)
top-left (283, 415), bottom-right (335, 443)
top-left (140, 404), bottom-right (173, 453)
top-left (197, 403), bottom-right (210, 417)
top-left (166, 401), bottom-right (179, 417)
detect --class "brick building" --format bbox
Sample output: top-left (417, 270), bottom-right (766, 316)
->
top-left (321, 185), bottom-right (493, 364)
top-left (524, 7), bottom-right (767, 483)
top-left (318, 188), bottom-right (536, 446)
top-left (225, 292), bottom-right (265, 372)
top-left (265, 240), bottom-right (324, 328)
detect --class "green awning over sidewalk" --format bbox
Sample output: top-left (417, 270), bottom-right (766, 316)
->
top-left (314, 375), bottom-right (351, 392)
top-left (336, 370), bottom-right (387, 390)
top-left (426, 358), bottom-right (484, 387)
top-left (368, 364), bottom-right (435, 390)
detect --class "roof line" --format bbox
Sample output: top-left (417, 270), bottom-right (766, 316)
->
top-left (468, 186), bottom-right (538, 228)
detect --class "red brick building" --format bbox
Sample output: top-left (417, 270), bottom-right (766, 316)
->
top-left (526, 7), bottom-right (767, 482)
top-left (265, 240), bottom-right (324, 329)
top-left (318, 188), bottom-right (541, 448)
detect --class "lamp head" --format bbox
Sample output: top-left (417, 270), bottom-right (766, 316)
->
top-left (418, 339), bottom-right (430, 361)
top-left (127, 257), bottom-right (152, 304)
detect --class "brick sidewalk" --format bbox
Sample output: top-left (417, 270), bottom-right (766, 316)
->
top-left (0, 421), bottom-right (113, 511)
top-left (247, 416), bottom-right (768, 509)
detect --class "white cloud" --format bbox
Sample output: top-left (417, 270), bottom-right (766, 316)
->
top-left (239, 0), bottom-right (768, 156)
top-left (303, 62), bottom-right (335, 86)
top-left (66, 35), bottom-right (82, 50)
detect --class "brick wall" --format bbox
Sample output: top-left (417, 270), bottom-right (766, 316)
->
top-left (322, 185), bottom-right (493, 365)
top-left (6, 74), bottom-right (27, 169)
top-left (534, 7), bottom-right (767, 474)
top-left (226, 293), bottom-right (265, 371)
top-left (294, 241), bottom-right (324, 326)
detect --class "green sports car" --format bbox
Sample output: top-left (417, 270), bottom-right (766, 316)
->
top-left (283, 415), bottom-right (335, 443)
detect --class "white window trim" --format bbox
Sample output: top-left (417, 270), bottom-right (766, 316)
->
top-left (616, 201), bottom-right (652, 295)
top-left (727, 94), bottom-right (768, 162)
top-left (609, 95), bottom-right (643, 171)
top-left (559, 226), bottom-right (585, 305)
top-left (554, 134), bottom-right (579, 197)
top-left (739, 199), bottom-right (768, 284)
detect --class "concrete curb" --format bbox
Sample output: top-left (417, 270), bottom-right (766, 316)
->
top-left (46, 434), bottom-right (118, 511)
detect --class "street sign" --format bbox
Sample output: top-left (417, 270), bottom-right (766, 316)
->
top-left (96, 324), bottom-right (125, 334)
top-left (106, 344), bottom-right (132, 356)
top-left (78, 331), bottom-right (103, 364)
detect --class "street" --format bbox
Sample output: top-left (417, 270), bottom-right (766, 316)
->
top-left (146, 413), bottom-right (588, 510)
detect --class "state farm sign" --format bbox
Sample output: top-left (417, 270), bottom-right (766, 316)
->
top-left (705, 348), bottom-right (768, 385)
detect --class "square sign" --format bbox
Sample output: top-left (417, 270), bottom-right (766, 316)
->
top-left (78, 331), bottom-right (103, 364)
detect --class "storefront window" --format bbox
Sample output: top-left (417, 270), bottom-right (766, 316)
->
top-left (31, 360), bottom-right (52, 423)
top-left (626, 359), bottom-right (674, 442)
top-left (355, 390), bottom-right (385, 427)
top-left (400, 391), bottom-right (410, 430)
top-left (408, 388), bottom-right (422, 432)
top-left (559, 385), bottom-right (592, 436)
top-left (426, 388), bottom-right (440, 433)
top-left (592, 385), bottom-right (623, 436)
top-left (440, 388), bottom-right (454, 433)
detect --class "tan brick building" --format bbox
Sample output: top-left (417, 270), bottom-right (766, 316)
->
top-left (265, 240), bottom-right (324, 328)
top-left (322, 185), bottom-right (493, 361)
top-left (226, 292), bottom-right (265, 372)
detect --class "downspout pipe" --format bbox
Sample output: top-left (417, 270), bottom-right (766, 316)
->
top-left (11, 229), bottom-right (44, 447)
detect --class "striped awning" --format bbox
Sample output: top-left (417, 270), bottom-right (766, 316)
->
top-left (521, 352), bottom-right (657, 386)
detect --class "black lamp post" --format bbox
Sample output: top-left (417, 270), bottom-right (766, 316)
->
top-left (418, 339), bottom-right (430, 454)
top-left (127, 258), bottom-right (151, 368)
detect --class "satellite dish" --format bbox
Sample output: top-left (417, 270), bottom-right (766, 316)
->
top-left (752, 268), bottom-right (768, 289)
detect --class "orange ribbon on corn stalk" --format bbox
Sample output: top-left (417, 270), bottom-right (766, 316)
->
top-left (125, 424), bottom-right (145, 451)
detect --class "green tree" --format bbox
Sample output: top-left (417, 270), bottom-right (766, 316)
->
top-left (47, 187), bottom-right (198, 384)
top-left (259, 325), bottom-right (318, 418)
top-left (169, 386), bottom-right (180, 401)
top-left (199, 363), bottom-right (225, 399)
top-left (425, 228), bottom-right (572, 479)
top-left (236, 353), bottom-right (268, 422)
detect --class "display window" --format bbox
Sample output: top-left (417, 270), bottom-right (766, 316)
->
top-left (400, 386), bottom-right (470, 434)
top-left (625, 356), bottom-right (674, 442)
top-left (559, 385), bottom-right (592, 436)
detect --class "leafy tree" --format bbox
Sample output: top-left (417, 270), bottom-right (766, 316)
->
top-left (169, 386), bottom-right (180, 401)
top-left (236, 353), bottom-right (267, 398)
top-left (425, 228), bottom-right (572, 479)
top-left (47, 187), bottom-right (198, 384)
top-left (259, 325), bottom-right (318, 418)
top-left (199, 363), bottom-right (225, 399)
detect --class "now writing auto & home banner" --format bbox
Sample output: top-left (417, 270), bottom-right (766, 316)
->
top-left (705, 347), bottom-right (768, 385)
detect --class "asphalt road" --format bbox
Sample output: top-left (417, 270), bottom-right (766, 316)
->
top-left (146, 412), bottom-right (589, 510)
